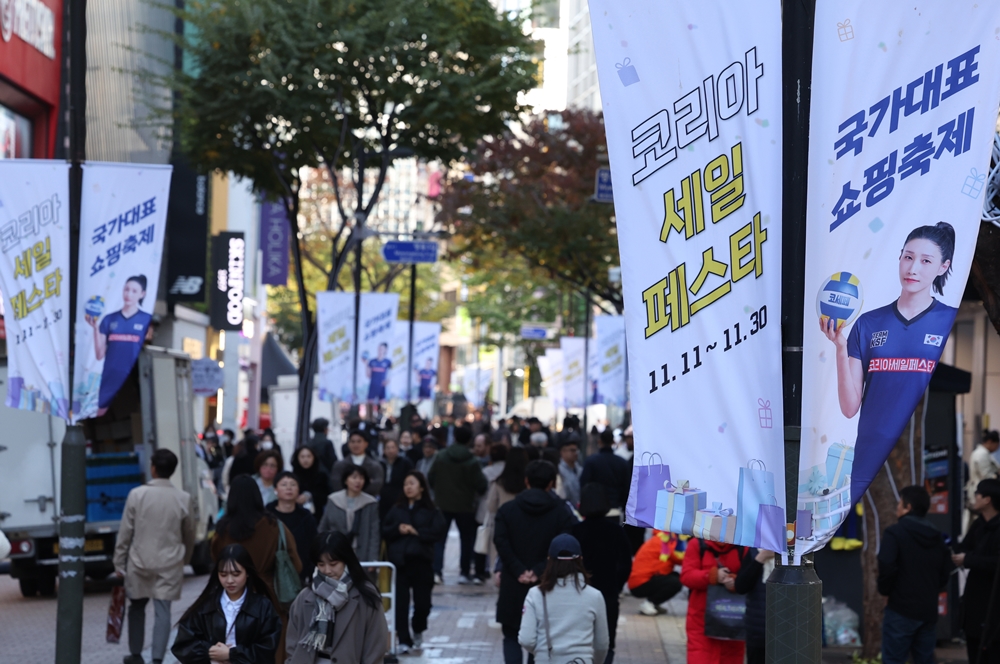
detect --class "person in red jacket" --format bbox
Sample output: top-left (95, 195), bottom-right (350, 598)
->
top-left (680, 538), bottom-right (745, 664)
top-left (627, 530), bottom-right (684, 616)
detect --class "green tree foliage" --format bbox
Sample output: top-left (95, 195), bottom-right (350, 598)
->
top-left (439, 109), bottom-right (623, 313)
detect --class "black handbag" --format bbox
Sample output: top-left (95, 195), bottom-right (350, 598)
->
top-left (700, 543), bottom-right (747, 640)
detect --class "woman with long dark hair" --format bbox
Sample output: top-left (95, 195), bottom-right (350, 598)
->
top-left (212, 475), bottom-right (302, 663)
top-left (285, 532), bottom-right (389, 664)
top-left (172, 544), bottom-right (282, 664)
top-left (517, 534), bottom-right (609, 664)
top-left (382, 471), bottom-right (446, 653)
top-left (291, 446), bottom-right (332, 518)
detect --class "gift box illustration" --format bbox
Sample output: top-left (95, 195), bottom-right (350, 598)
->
top-left (617, 58), bottom-right (639, 87)
top-left (655, 480), bottom-right (706, 535)
top-left (630, 452), bottom-right (670, 528)
top-left (758, 398), bottom-right (773, 428)
top-left (837, 19), bottom-right (854, 42)
top-left (735, 460), bottom-right (776, 545)
top-left (963, 168), bottom-right (985, 199)
top-left (693, 502), bottom-right (737, 543)
top-left (826, 443), bottom-right (854, 490)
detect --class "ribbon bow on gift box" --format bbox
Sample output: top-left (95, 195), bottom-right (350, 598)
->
top-left (758, 398), bottom-right (770, 409)
top-left (616, 57), bottom-right (632, 70)
top-left (968, 168), bottom-right (986, 184)
top-left (665, 479), bottom-right (691, 492)
top-left (705, 501), bottom-right (735, 517)
top-left (837, 19), bottom-right (851, 28)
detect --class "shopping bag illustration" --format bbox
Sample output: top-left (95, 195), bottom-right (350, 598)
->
top-left (754, 495), bottom-right (786, 552)
top-left (735, 460), bottom-right (775, 545)
top-left (631, 452), bottom-right (670, 527)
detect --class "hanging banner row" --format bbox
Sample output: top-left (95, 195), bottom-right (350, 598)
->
top-left (0, 160), bottom-right (172, 424)
top-left (316, 291), bottom-right (441, 404)
top-left (535, 315), bottom-right (628, 410)
top-left (590, 0), bottom-right (1000, 554)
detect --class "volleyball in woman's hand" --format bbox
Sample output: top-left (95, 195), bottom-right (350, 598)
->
top-left (817, 272), bottom-right (864, 330)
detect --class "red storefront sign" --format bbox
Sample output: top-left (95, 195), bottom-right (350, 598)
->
top-left (0, 0), bottom-right (63, 159)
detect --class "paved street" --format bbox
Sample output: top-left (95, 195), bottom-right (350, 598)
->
top-left (0, 526), bottom-right (690, 664)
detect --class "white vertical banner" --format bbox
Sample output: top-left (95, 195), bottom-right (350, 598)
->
top-left (543, 348), bottom-right (565, 411)
top-left (387, 323), bottom-right (410, 401)
top-left (356, 293), bottom-right (399, 402)
top-left (0, 160), bottom-right (71, 419)
top-left (591, 0), bottom-right (786, 549)
top-left (560, 337), bottom-right (587, 409)
top-left (595, 316), bottom-right (627, 408)
top-left (316, 291), bottom-right (356, 403)
top-left (796, 2), bottom-right (1000, 554)
top-left (73, 163), bottom-right (172, 422)
top-left (411, 321), bottom-right (441, 401)
top-left (586, 338), bottom-right (601, 405)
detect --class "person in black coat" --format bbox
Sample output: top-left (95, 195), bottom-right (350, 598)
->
top-left (494, 460), bottom-right (577, 664)
top-left (380, 438), bottom-right (415, 521)
top-left (266, 471), bottom-right (318, 584)
top-left (172, 543), bottom-right (281, 664)
top-left (580, 429), bottom-right (631, 510)
top-left (290, 446), bottom-right (332, 520)
top-left (382, 471), bottom-right (447, 653)
top-left (877, 485), bottom-right (953, 664)
top-left (573, 484), bottom-right (632, 664)
top-left (734, 547), bottom-right (774, 664)
top-left (955, 478), bottom-right (1000, 664)
top-left (307, 417), bottom-right (337, 472)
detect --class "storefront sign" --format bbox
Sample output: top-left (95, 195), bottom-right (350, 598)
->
top-left (166, 157), bottom-right (208, 301)
top-left (1, 0), bottom-right (57, 59)
top-left (260, 201), bottom-right (289, 286)
top-left (210, 232), bottom-right (245, 331)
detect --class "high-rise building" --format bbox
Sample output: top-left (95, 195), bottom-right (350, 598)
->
top-left (566, 0), bottom-right (601, 111)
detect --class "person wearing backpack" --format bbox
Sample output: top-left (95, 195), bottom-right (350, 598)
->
top-left (680, 538), bottom-right (745, 664)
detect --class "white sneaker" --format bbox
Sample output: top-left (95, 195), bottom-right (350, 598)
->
top-left (413, 632), bottom-right (423, 649)
top-left (398, 644), bottom-right (411, 655)
top-left (434, 574), bottom-right (444, 585)
top-left (638, 599), bottom-right (659, 616)
top-left (458, 574), bottom-right (473, 585)
top-left (472, 576), bottom-right (484, 585)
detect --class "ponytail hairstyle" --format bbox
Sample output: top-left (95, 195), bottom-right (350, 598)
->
top-left (311, 531), bottom-right (383, 610)
top-left (903, 222), bottom-right (955, 295)
top-left (178, 544), bottom-right (275, 625)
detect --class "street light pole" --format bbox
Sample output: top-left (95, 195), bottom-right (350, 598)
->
top-left (407, 262), bottom-right (416, 402)
top-left (766, 0), bottom-right (823, 662)
top-left (55, 0), bottom-right (88, 662)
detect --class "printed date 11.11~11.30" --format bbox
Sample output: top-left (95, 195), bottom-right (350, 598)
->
top-left (647, 305), bottom-right (768, 394)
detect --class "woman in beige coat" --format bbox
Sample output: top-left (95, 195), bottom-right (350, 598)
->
top-left (285, 532), bottom-right (388, 664)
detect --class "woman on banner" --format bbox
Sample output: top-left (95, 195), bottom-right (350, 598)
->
top-left (89, 275), bottom-right (152, 415)
top-left (821, 222), bottom-right (957, 504)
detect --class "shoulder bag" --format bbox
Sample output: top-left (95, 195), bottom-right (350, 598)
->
top-left (700, 543), bottom-right (747, 640)
top-left (474, 511), bottom-right (493, 555)
top-left (273, 520), bottom-right (302, 606)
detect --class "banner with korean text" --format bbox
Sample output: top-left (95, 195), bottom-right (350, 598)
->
top-left (317, 291), bottom-right (355, 403)
top-left (0, 161), bottom-right (71, 419)
top-left (795, 1), bottom-right (1000, 555)
top-left (389, 321), bottom-right (441, 402)
top-left (73, 163), bottom-right (172, 422)
top-left (591, 0), bottom-right (786, 549)
top-left (356, 293), bottom-right (399, 403)
top-left (595, 316), bottom-right (626, 408)
top-left (560, 337), bottom-right (587, 409)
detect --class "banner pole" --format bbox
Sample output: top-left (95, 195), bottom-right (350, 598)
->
top-left (407, 263), bottom-right (416, 403)
top-left (766, 0), bottom-right (823, 662)
top-left (55, 0), bottom-right (88, 662)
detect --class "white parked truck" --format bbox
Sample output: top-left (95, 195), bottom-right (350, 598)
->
top-left (0, 346), bottom-right (216, 597)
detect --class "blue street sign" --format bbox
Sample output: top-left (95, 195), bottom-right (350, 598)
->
top-left (520, 325), bottom-right (548, 340)
top-left (382, 240), bottom-right (438, 264)
top-left (594, 167), bottom-right (614, 203)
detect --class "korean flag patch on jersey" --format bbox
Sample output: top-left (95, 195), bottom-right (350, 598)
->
top-left (924, 334), bottom-right (944, 347)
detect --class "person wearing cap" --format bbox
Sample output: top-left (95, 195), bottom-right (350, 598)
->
top-left (518, 533), bottom-right (610, 664)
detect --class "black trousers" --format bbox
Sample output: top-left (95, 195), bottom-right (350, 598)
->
top-left (395, 558), bottom-right (434, 646)
top-left (630, 572), bottom-right (682, 606)
top-left (623, 524), bottom-right (646, 555)
top-left (603, 590), bottom-right (620, 661)
top-left (442, 511), bottom-right (478, 577)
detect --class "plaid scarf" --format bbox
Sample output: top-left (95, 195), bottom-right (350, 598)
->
top-left (299, 571), bottom-right (352, 652)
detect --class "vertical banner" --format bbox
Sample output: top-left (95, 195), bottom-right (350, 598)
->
top-left (587, 339), bottom-right (601, 405)
top-left (210, 232), bottom-right (245, 331)
top-left (543, 348), bottom-right (565, 411)
top-left (0, 160), bottom-right (70, 419)
top-left (462, 363), bottom-right (493, 407)
top-left (595, 316), bottom-right (627, 407)
top-left (591, 0), bottom-right (786, 548)
top-left (316, 291), bottom-right (356, 403)
top-left (387, 323), bottom-right (411, 401)
top-left (356, 293), bottom-right (399, 402)
top-left (74, 163), bottom-right (172, 421)
top-left (165, 157), bottom-right (208, 302)
top-left (796, 2), bottom-right (1000, 554)
top-left (560, 337), bottom-right (587, 409)
top-left (259, 201), bottom-right (290, 286)
top-left (411, 321), bottom-right (441, 401)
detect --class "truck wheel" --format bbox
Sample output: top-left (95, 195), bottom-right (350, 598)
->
top-left (18, 577), bottom-right (39, 598)
top-left (37, 571), bottom-right (56, 597)
top-left (190, 540), bottom-right (213, 576)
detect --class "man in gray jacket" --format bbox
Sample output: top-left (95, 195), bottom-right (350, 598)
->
top-left (114, 449), bottom-right (195, 664)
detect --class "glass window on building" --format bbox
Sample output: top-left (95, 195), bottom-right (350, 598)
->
top-left (0, 105), bottom-right (33, 159)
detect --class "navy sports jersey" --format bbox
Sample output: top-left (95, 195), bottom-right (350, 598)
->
top-left (98, 309), bottom-right (153, 408)
top-left (846, 298), bottom-right (957, 503)
top-left (417, 368), bottom-right (436, 398)
top-left (367, 357), bottom-right (392, 400)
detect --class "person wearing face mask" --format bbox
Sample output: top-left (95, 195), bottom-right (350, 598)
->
top-left (253, 450), bottom-right (284, 506)
top-left (259, 428), bottom-right (278, 452)
top-left (330, 430), bottom-right (384, 497)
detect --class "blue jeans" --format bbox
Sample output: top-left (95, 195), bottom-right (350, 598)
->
top-left (882, 607), bottom-right (936, 664)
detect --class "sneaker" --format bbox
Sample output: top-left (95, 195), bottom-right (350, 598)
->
top-left (472, 576), bottom-right (484, 585)
top-left (434, 574), bottom-right (444, 585)
top-left (458, 574), bottom-right (473, 585)
top-left (398, 643), bottom-right (411, 655)
top-left (413, 632), bottom-right (424, 649)
top-left (638, 599), bottom-right (659, 616)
